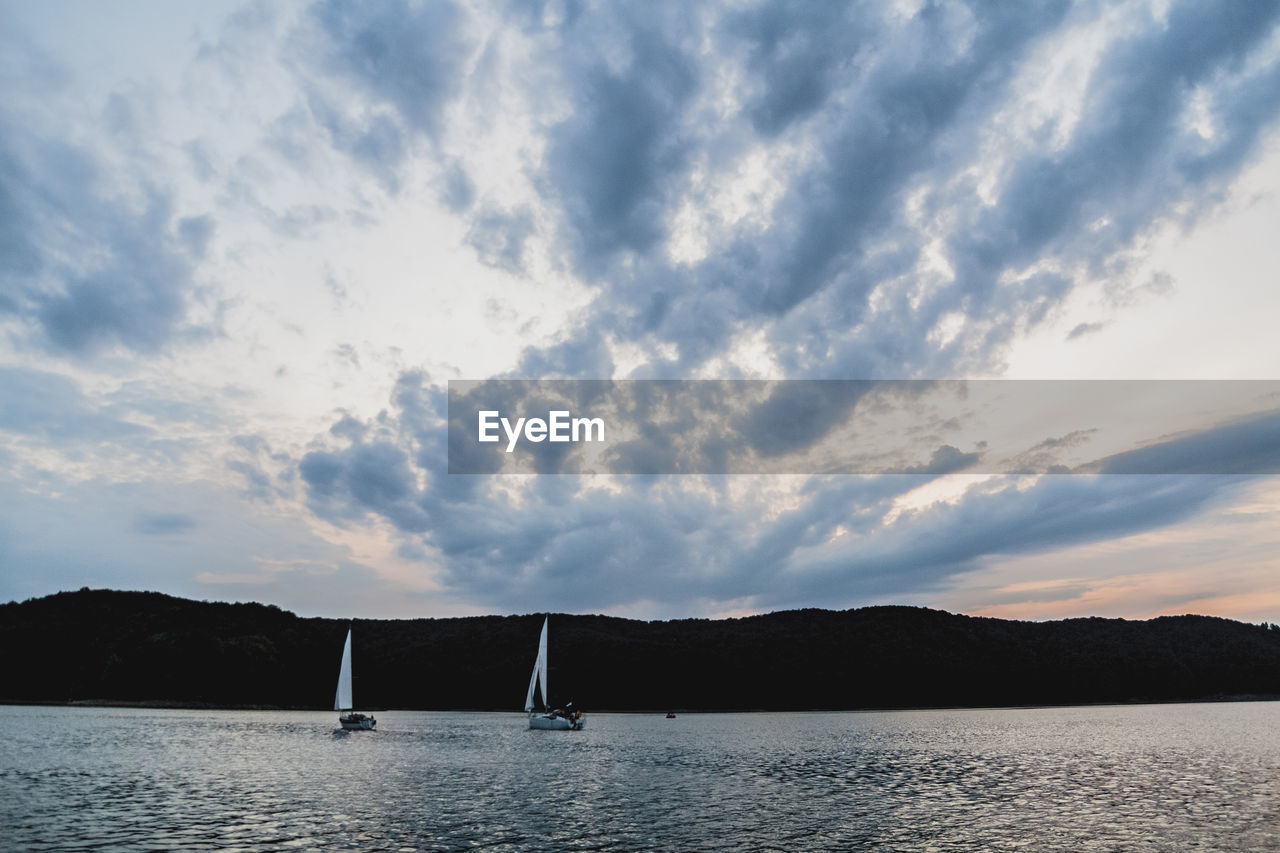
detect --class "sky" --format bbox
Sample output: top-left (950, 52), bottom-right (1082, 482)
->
top-left (2, 0), bottom-right (1279, 622)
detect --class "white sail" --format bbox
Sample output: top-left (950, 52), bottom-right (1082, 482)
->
top-left (524, 617), bottom-right (549, 711)
top-left (538, 617), bottom-right (549, 707)
top-left (334, 626), bottom-right (353, 711)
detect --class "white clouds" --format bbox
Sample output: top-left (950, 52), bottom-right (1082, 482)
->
top-left (1002, 139), bottom-right (1280, 379)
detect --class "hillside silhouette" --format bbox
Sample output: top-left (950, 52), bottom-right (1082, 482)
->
top-left (3, 588), bottom-right (1279, 710)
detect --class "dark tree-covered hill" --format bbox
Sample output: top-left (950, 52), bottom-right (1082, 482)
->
top-left (3, 588), bottom-right (1278, 710)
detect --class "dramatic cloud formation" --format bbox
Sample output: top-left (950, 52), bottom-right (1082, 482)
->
top-left (2, 0), bottom-right (1279, 621)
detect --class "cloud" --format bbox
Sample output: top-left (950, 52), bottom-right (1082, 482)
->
top-left (447, 379), bottom-right (1280, 476)
top-left (0, 128), bottom-right (213, 356)
top-left (1086, 409), bottom-right (1280, 476)
top-left (296, 370), bottom-right (1270, 615)
top-left (285, 0), bottom-right (474, 194)
top-left (308, 0), bottom-right (470, 139)
top-left (172, 1), bottom-right (1280, 386)
top-left (300, 442), bottom-right (431, 532)
top-left (134, 512), bottom-right (197, 535)
top-left (484, 1), bottom-right (1280, 381)
top-left (1067, 321), bottom-right (1105, 340)
top-left (0, 367), bottom-right (151, 443)
top-left (943, 2), bottom-right (1280, 298)
top-left (544, 15), bottom-right (699, 268)
top-left (437, 159), bottom-right (475, 212)
top-left (729, 2), bottom-right (872, 137)
top-left (226, 434), bottom-right (295, 502)
top-left (901, 444), bottom-right (982, 476)
top-left (768, 473), bottom-right (1249, 608)
top-left (466, 205), bottom-right (536, 273)
top-left (734, 381), bottom-right (874, 458)
top-left (6, 2), bottom-right (1280, 621)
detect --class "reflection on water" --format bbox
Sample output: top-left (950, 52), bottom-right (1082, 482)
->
top-left (0, 703), bottom-right (1276, 851)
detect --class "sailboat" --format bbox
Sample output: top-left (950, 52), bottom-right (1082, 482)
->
top-left (525, 616), bottom-right (584, 730)
top-left (335, 625), bottom-right (376, 731)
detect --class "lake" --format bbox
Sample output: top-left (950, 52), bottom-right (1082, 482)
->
top-left (0, 702), bottom-right (1276, 851)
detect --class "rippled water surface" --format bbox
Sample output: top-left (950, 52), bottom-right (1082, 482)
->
top-left (1, 703), bottom-right (1276, 851)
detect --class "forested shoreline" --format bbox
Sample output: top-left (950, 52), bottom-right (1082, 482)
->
top-left (4, 589), bottom-right (1278, 711)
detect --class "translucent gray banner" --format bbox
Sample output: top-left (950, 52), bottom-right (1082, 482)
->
top-left (447, 380), bottom-right (1280, 475)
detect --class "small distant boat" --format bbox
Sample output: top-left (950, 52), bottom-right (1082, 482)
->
top-left (525, 616), bottom-right (584, 730)
top-left (666, 712), bottom-right (677, 719)
top-left (334, 625), bottom-right (375, 731)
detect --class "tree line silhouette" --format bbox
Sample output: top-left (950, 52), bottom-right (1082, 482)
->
top-left (3, 588), bottom-right (1278, 710)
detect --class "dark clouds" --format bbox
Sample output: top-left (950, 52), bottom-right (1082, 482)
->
top-left (498, 0), bottom-right (1077, 376)
top-left (1067, 321), bottom-right (1105, 340)
top-left (134, 512), bottom-right (197, 535)
top-left (269, 1), bottom-right (1280, 383)
top-left (734, 381), bottom-right (875, 458)
top-left (299, 372), bottom-right (449, 531)
top-left (0, 129), bottom-right (212, 356)
top-left (290, 0), bottom-right (473, 195)
top-left (276, 0), bottom-right (1280, 613)
top-left (545, 15), bottom-right (699, 267)
top-left (943, 3), bottom-right (1280, 301)
top-left (487, 1), bottom-right (1280, 379)
top-left (298, 371), bottom-right (1271, 613)
top-left (301, 441), bottom-right (431, 532)
top-left (768, 472), bottom-right (1249, 608)
top-left (1086, 410), bottom-right (1280, 476)
top-left (730, 1), bottom-right (870, 137)
top-left (310, 0), bottom-right (469, 139)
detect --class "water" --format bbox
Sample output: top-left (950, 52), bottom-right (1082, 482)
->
top-left (1, 703), bottom-right (1276, 851)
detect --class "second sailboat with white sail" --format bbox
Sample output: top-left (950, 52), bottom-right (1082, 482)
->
top-left (335, 625), bottom-right (376, 731)
top-left (525, 616), bottom-right (584, 730)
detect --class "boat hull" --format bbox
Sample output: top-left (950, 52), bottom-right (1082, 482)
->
top-left (529, 713), bottom-right (585, 730)
top-left (339, 713), bottom-right (376, 731)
